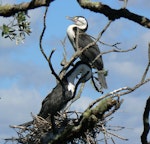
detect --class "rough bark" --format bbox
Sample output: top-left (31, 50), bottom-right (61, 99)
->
top-left (141, 96), bottom-right (150, 144)
top-left (0, 0), bottom-right (53, 17)
top-left (77, 0), bottom-right (150, 28)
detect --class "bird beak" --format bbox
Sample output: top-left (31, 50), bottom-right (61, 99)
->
top-left (66, 16), bottom-right (75, 22)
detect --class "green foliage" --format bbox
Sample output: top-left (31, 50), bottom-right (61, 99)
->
top-left (0, 11), bottom-right (31, 44)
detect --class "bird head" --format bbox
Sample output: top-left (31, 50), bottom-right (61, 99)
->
top-left (66, 16), bottom-right (88, 31)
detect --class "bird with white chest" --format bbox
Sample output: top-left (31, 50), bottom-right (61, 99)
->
top-left (66, 16), bottom-right (108, 90)
top-left (20, 61), bottom-right (92, 132)
top-left (38, 61), bottom-right (92, 120)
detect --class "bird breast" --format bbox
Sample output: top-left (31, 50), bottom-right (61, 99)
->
top-left (67, 25), bottom-right (75, 39)
top-left (68, 82), bottom-right (75, 94)
top-left (38, 82), bottom-right (73, 118)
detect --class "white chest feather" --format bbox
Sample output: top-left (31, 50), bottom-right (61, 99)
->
top-left (68, 82), bottom-right (75, 95)
top-left (67, 25), bottom-right (75, 39)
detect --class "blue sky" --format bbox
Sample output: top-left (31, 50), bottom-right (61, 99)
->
top-left (0, 0), bottom-right (150, 143)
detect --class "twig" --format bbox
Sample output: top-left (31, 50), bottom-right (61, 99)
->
top-left (106, 130), bottom-right (128, 141)
top-left (141, 43), bottom-right (150, 82)
top-left (87, 77), bottom-right (150, 110)
top-left (92, 45), bottom-right (137, 65)
top-left (39, 6), bottom-right (49, 61)
top-left (72, 83), bottom-right (85, 103)
top-left (48, 49), bottom-right (62, 83)
top-left (97, 20), bottom-right (112, 40)
top-left (64, 83), bottom-right (85, 111)
top-left (60, 37), bottom-right (68, 79)
top-left (86, 34), bottom-right (121, 49)
top-left (39, 6), bottom-right (62, 84)
top-left (60, 37), bottom-right (67, 66)
top-left (99, 41), bottom-right (121, 49)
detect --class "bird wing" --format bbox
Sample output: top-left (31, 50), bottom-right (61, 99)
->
top-left (74, 30), bottom-right (107, 89)
top-left (75, 30), bottom-right (104, 71)
top-left (38, 82), bottom-right (72, 118)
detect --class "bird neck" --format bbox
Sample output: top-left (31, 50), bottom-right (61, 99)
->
top-left (67, 25), bottom-right (76, 39)
top-left (67, 71), bottom-right (77, 95)
top-left (66, 63), bottom-right (91, 94)
top-left (67, 24), bottom-right (87, 38)
top-left (67, 24), bottom-right (86, 51)
top-left (67, 68), bottom-right (78, 86)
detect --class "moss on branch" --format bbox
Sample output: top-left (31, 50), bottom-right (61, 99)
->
top-left (49, 97), bottom-right (120, 144)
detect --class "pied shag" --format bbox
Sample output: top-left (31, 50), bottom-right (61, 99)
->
top-left (38, 61), bottom-right (92, 119)
top-left (67, 16), bottom-right (107, 89)
top-left (20, 61), bottom-right (92, 131)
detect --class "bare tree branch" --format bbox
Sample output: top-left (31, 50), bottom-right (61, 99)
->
top-left (92, 44), bottom-right (137, 65)
top-left (141, 96), bottom-right (150, 144)
top-left (77, 0), bottom-right (150, 28)
top-left (141, 43), bottom-right (150, 82)
top-left (39, 6), bottom-right (62, 85)
top-left (39, 6), bottom-right (49, 61)
top-left (0, 0), bottom-right (54, 17)
top-left (87, 78), bottom-right (150, 110)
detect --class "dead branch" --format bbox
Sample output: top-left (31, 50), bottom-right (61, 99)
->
top-left (39, 6), bottom-right (49, 61)
top-left (60, 37), bottom-right (68, 67)
top-left (141, 43), bottom-right (150, 82)
top-left (87, 77), bottom-right (150, 110)
top-left (39, 6), bottom-right (63, 85)
top-left (92, 44), bottom-right (137, 65)
top-left (77, 0), bottom-right (150, 28)
top-left (141, 96), bottom-right (150, 144)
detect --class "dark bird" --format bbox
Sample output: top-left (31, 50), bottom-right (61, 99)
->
top-left (38, 61), bottom-right (92, 119)
top-left (20, 61), bottom-right (92, 131)
top-left (66, 16), bottom-right (107, 89)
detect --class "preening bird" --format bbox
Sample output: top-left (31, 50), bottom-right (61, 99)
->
top-left (67, 16), bottom-right (107, 89)
top-left (38, 61), bottom-right (92, 119)
top-left (20, 61), bottom-right (92, 131)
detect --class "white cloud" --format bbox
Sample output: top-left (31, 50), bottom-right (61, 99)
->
top-left (0, 85), bottom-right (42, 141)
top-left (141, 31), bottom-right (150, 46)
top-left (117, 94), bottom-right (146, 143)
top-left (128, 0), bottom-right (150, 8)
top-left (1, 0), bottom-right (16, 5)
top-left (0, 55), bottom-right (53, 89)
top-left (108, 61), bottom-right (143, 80)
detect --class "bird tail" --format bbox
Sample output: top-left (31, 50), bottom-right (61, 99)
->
top-left (98, 70), bottom-right (108, 89)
